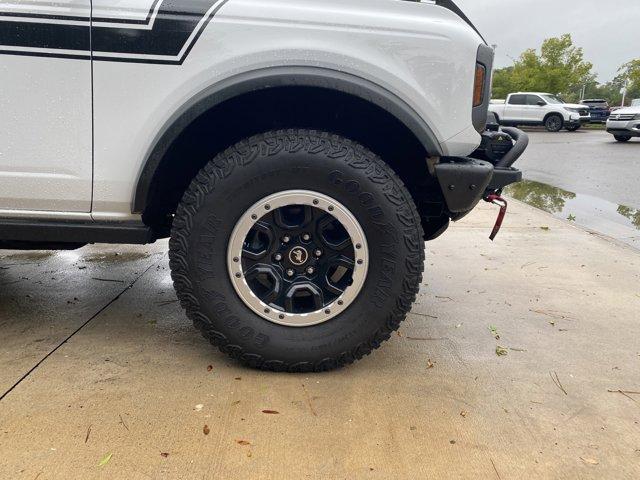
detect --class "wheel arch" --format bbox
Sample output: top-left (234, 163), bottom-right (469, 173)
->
top-left (543, 111), bottom-right (565, 123)
top-left (132, 67), bottom-right (444, 219)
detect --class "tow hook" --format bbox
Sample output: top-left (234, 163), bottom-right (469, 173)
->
top-left (484, 192), bottom-right (508, 241)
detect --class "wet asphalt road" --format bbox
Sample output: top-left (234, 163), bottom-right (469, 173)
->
top-left (515, 128), bottom-right (640, 209)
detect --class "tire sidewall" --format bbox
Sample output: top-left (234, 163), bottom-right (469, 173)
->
top-left (545, 114), bottom-right (563, 132)
top-left (172, 132), bottom-right (423, 365)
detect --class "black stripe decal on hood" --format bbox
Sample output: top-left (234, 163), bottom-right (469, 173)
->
top-left (0, 0), bottom-right (229, 64)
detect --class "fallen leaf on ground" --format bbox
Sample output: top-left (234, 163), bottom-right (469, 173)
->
top-left (580, 456), bottom-right (599, 465)
top-left (232, 400), bottom-right (241, 406)
top-left (489, 325), bottom-right (500, 340)
top-left (207, 365), bottom-right (213, 372)
top-left (236, 440), bottom-right (251, 446)
top-left (427, 359), bottom-right (436, 369)
top-left (160, 452), bottom-right (169, 458)
top-left (262, 410), bottom-right (280, 414)
top-left (540, 226), bottom-right (550, 231)
top-left (203, 425), bottom-right (210, 435)
top-left (496, 346), bottom-right (508, 356)
top-left (97, 453), bottom-right (113, 467)
top-left (460, 410), bottom-right (468, 418)
top-left (194, 404), bottom-right (204, 411)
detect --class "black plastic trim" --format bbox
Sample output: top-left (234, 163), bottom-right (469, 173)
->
top-left (434, 0), bottom-right (487, 44)
top-left (473, 44), bottom-right (494, 133)
top-left (488, 168), bottom-right (522, 191)
top-left (435, 159), bottom-right (494, 213)
top-left (0, 220), bottom-right (155, 245)
top-left (132, 66), bottom-right (444, 214)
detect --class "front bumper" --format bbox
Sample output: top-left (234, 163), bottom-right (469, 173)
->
top-left (606, 119), bottom-right (640, 137)
top-left (568, 114), bottom-right (590, 126)
top-left (434, 127), bottom-right (526, 214)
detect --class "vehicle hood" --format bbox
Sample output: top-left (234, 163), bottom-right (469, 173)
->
top-left (563, 103), bottom-right (587, 109)
top-left (610, 106), bottom-right (640, 115)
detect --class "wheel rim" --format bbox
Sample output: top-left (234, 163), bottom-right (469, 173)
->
top-left (548, 117), bottom-right (561, 130)
top-left (227, 190), bottom-right (369, 327)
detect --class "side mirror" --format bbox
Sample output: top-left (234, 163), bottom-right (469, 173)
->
top-left (537, 101), bottom-right (546, 106)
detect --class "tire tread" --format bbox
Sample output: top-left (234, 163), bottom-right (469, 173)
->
top-left (169, 129), bottom-right (425, 372)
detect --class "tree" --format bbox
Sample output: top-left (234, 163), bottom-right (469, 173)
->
top-left (491, 66), bottom-right (515, 99)
top-left (492, 34), bottom-right (594, 100)
top-left (616, 59), bottom-right (640, 104)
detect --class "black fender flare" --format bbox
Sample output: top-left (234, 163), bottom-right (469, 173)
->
top-left (132, 66), bottom-right (442, 214)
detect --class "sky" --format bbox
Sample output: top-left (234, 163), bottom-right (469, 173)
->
top-left (455, 0), bottom-right (640, 83)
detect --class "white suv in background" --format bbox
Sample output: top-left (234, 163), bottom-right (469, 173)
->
top-left (606, 106), bottom-right (640, 142)
top-left (489, 92), bottom-right (591, 132)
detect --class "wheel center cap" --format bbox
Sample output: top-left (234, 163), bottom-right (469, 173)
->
top-left (289, 246), bottom-right (309, 266)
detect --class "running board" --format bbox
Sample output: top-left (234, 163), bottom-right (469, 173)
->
top-left (0, 219), bottom-right (155, 245)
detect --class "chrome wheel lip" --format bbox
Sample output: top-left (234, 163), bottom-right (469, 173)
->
top-left (227, 190), bottom-right (369, 327)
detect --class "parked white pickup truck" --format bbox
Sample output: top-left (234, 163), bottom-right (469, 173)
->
top-left (489, 93), bottom-right (590, 132)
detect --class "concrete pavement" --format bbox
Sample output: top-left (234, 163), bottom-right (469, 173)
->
top-left (1, 201), bottom-right (639, 479)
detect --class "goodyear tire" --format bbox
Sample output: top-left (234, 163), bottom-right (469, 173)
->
top-left (169, 129), bottom-right (425, 372)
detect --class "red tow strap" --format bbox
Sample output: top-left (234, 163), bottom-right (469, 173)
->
top-left (485, 194), bottom-right (508, 241)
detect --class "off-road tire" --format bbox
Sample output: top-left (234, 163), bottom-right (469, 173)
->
top-left (614, 135), bottom-right (631, 142)
top-left (544, 114), bottom-right (564, 132)
top-left (169, 129), bottom-right (425, 372)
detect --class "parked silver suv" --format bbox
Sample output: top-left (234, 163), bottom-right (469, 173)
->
top-left (606, 106), bottom-right (640, 142)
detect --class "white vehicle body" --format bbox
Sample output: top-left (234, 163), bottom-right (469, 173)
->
top-left (1, 0), bottom-right (487, 222)
top-left (606, 106), bottom-right (640, 141)
top-left (0, 0), bottom-right (529, 369)
top-left (489, 92), bottom-right (590, 131)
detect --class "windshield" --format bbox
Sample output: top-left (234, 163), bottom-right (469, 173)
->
top-left (541, 94), bottom-right (565, 105)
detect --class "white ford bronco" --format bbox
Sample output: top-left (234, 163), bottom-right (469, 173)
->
top-left (0, 0), bottom-right (526, 371)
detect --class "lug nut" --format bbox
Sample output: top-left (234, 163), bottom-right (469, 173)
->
top-left (274, 253), bottom-right (283, 261)
top-left (286, 269), bottom-right (295, 277)
top-left (314, 249), bottom-right (322, 257)
top-left (306, 266), bottom-right (315, 275)
top-left (302, 233), bottom-right (311, 242)
top-left (282, 235), bottom-right (291, 243)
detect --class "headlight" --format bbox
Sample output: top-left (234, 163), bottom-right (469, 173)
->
top-left (565, 107), bottom-right (579, 113)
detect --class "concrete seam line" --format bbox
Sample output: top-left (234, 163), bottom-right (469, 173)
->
top-left (0, 256), bottom-right (164, 402)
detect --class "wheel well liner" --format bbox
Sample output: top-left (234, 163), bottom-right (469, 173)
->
top-left (132, 67), bottom-right (442, 214)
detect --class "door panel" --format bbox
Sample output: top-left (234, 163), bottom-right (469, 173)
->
top-left (505, 94), bottom-right (527, 122)
top-left (0, 0), bottom-right (92, 212)
top-left (526, 95), bottom-right (546, 121)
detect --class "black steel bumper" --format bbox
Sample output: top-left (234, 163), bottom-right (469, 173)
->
top-left (434, 127), bottom-right (527, 214)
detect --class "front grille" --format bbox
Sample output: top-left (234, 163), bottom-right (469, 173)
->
top-left (610, 114), bottom-right (635, 121)
top-left (579, 109), bottom-right (589, 116)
